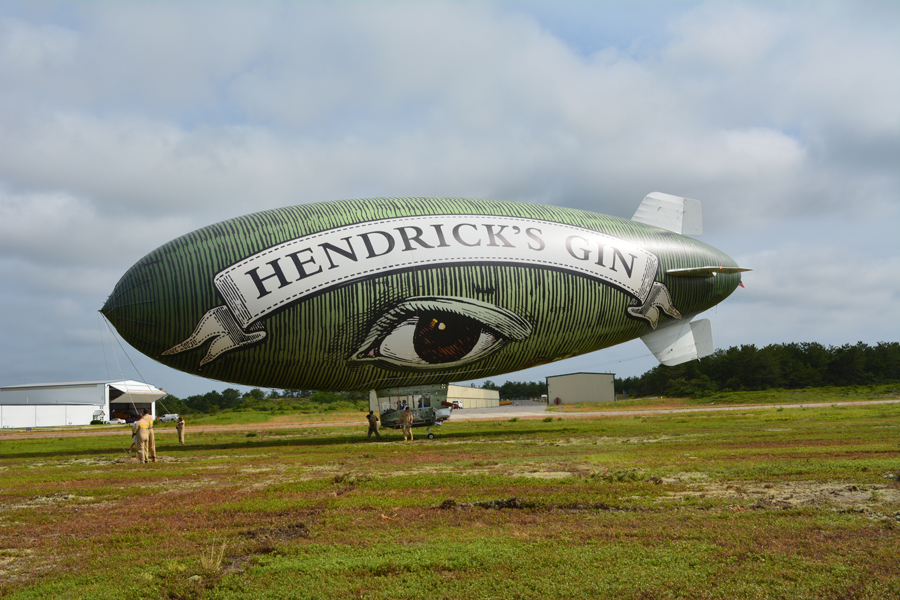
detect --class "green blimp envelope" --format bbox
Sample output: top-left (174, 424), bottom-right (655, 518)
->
top-left (101, 193), bottom-right (749, 392)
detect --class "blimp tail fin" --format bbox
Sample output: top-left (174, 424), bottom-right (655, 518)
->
top-left (632, 192), bottom-right (703, 235)
top-left (641, 317), bottom-right (713, 366)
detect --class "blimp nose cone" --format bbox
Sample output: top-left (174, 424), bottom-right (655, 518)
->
top-left (101, 264), bottom-right (156, 348)
top-left (101, 234), bottom-right (231, 364)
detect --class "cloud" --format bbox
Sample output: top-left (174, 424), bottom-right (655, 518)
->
top-left (0, 15), bottom-right (78, 76)
top-left (1, 3), bottom-right (894, 221)
top-left (735, 246), bottom-right (899, 315)
top-left (0, 1), bottom-right (896, 395)
top-left (0, 185), bottom-right (192, 266)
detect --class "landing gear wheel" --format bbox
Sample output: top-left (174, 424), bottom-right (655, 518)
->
top-left (427, 432), bottom-right (435, 439)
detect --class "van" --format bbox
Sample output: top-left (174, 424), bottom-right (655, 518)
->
top-left (159, 414), bottom-right (179, 422)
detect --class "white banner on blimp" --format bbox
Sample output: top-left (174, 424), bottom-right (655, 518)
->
top-left (164, 215), bottom-right (681, 366)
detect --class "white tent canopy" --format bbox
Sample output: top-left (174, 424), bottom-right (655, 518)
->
top-left (105, 380), bottom-right (168, 406)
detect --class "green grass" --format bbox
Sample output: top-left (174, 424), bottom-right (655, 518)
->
top-left (1, 394), bottom-right (898, 599)
top-left (155, 407), bottom-right (367, 426)
top-left (687, 384), bottom-right (900, 406)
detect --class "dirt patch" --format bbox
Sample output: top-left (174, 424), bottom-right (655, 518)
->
top-left (324, 460), bottom-right (626, 481)
top-left (243, 522), bottom-right (312, 544)
top-left (438, 497), bottom-right (528, 510)
top-left (61, 458), bottom-right (122, 467)
top-left (112, 455), bottom-right (181, 464)
top-left (7, 493), bottom-right (96, 510)
top-left (239, 467), bottom-right (274, 474)
top-left (519, 471), bottom-right (574, 480)
top-left (266, 414), bottom-right (358, 426)
top-left (657, 478), bottom-right (900, 518)
top-left (240, 520), bottom-right (314, 558)
top-left (660, 471), bottom-right (710, 483)
top-left (0, 548), bottom-right (55, 589)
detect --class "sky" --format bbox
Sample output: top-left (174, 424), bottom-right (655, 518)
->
top-left (0, 1), bottom-right (897, 398)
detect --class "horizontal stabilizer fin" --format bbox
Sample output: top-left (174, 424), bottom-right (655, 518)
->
top-left (631, 192), bottom-right (702, 235)
top-left (641, 318), bottom-right (713, 366)
top-left (668, 266), bottom-right (752, 277)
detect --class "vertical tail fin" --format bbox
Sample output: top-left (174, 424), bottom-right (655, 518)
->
top-left (631, 192), bottom-right (702, 235)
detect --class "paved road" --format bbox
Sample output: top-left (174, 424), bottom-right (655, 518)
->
top-left (451, 400), bottom-right (548, 419)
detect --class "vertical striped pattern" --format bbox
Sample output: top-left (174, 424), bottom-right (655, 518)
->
top-left (102, 197), bottom-right (742, 391)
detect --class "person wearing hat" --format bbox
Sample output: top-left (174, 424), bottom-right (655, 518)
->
top-left (365, 411), bottom-right (381, 441)
top-left (131, 409), bottom-right (155, 463)
top-left (400, 406), bottom-right (414, 442)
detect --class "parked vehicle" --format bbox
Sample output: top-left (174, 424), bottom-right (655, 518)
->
top-left (108, 418), bottom-right (126, 424)
top-left (159, 414), bottom-right (180, 422)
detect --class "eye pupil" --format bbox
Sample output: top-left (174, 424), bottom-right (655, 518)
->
top-left (414, 311), bottom-right (481, 363)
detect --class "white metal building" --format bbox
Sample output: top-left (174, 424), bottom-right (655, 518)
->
top-left (546, 372), bottom-right (615, 405)
top-left (0, 380), bottom-right (167, 429)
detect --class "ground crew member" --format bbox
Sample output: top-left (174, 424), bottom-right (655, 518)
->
top-left (128, 411), bottom-right (138, 454)
top-left (400, 407), bottom-right (414, 442)
top-left (148, 419), bottom-right (157, 462)
top-left (146, 412), bottom-right (157, 462)
top-left (132, 409), bottom-right (154, 463)
top-left (176, 416), bottom-right (185, 444)
top-left (366, 411), bottom-right (381, 440)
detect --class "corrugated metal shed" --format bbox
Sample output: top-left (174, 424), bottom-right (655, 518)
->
top-left (446, 385), bottom-right (499, 409)
top-left (546, 372), bottom-right (615, 405)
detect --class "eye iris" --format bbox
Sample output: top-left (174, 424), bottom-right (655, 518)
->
top-left (413, 312), bottom-right (481, 363)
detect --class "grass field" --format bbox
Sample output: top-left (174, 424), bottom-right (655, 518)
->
top-left (1, 392), bottom-right (898, 599)
top-left (551, 384), bottom-right (900, 412)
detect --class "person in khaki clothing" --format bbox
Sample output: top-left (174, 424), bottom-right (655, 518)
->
top-left (148, 419), bottom-right (157, 462)
top-left (132, 409), bottom-right (155, 463)
top-left (400, 407), bottom-right (414, 442)
top-left (176, 416), bottom-right (185, 444)
top-left (365, 411), bottom-right (381, 440)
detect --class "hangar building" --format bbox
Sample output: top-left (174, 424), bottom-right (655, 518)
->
top-left (446, 384), bottom-right (500, 408)
top-left (0, 380), bottom-right (167, 429)
top-left (546, 372), bottom-right (615, 405)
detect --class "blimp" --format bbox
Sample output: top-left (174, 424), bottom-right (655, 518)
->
top-left (101, 193), bottom-right (748, 424)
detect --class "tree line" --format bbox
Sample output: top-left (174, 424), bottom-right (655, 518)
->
top-left (481, 342), bottom-right (899, 399)
top-left (480, 380), bottom-right (548, 400)
top-left (157, 388), bottom-right (367, 416)
top-left (616, 341), bottom-right (899, 398)
top-left (156, 341), bottom-right (898, 413)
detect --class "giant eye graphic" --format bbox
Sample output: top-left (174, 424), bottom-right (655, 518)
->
top-left (351, 297), bottom-right (532, 371)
